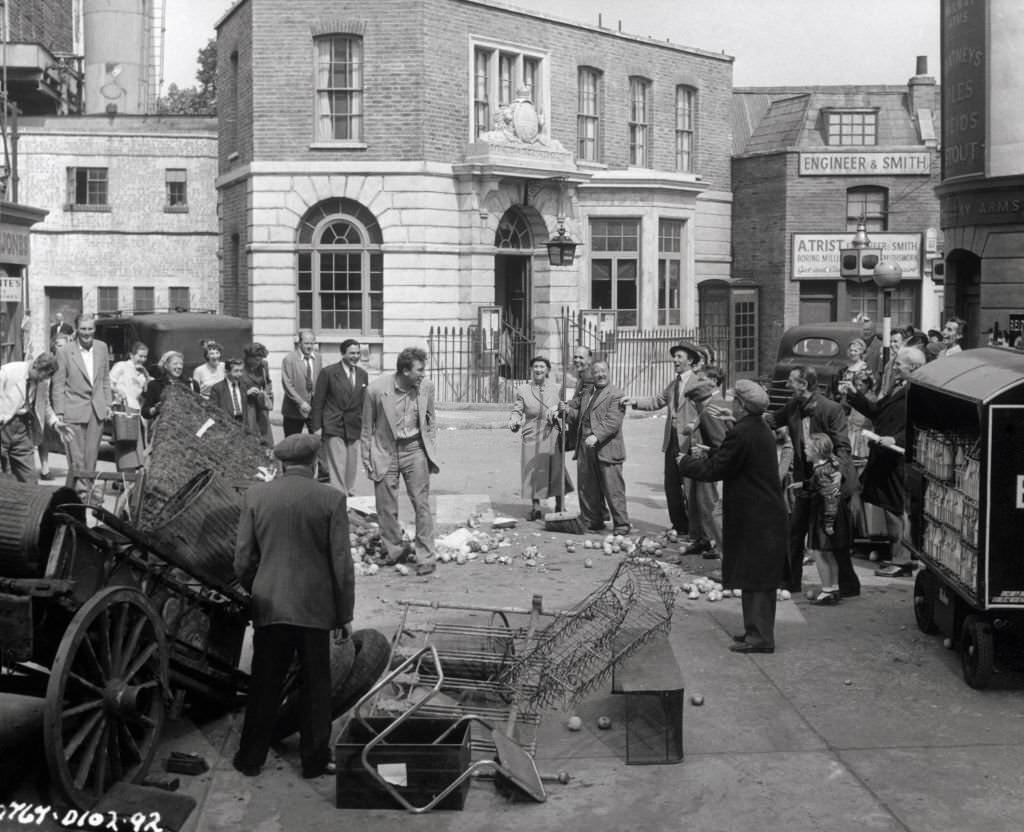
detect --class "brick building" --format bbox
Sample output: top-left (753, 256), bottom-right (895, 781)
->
top-left (215, 0), bottom-right (735, 376)
top-left (16, 115), bottom-right (219, 355)
top-left (733, 61), bottom-right (944, 375)
top-left (937, 0), bottom-right (1024, 347)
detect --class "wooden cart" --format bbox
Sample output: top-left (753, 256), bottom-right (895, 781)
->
top-left (0, 479), bottom-right (249, 810)
top-left (904, 347), bottom-right (1024, 689)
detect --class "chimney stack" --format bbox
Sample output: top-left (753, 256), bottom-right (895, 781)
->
top-left (909, 55), bottom-right (936, 115)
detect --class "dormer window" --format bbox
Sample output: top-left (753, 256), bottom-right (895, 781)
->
top-left (824, 109), bottom-right (878, 146)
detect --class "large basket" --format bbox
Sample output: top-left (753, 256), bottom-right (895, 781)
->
top-left (137, 469), bottom-right (246, 595)
top-left (141, 381), bottom-right (276, 525)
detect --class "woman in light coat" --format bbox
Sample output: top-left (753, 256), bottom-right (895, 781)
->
top-left (508, 356), bottom-right (572, 520)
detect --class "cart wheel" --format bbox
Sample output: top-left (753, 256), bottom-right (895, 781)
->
top-left (913, 569), bottom-right (939, 635)
top-left (44, 586), bottom-right (168, 810)
top-left (960, 615), bottom-right (995, 690)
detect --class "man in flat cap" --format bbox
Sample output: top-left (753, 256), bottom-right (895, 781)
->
top-left (622, 342), bottom-right (705, 540)
top-left (678, 380), bottom-right (789, 653)
top-left (233, 432), bottom-right (354, 779)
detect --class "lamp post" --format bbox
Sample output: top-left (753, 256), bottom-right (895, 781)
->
top-left (873, 262), bottom-right (903, 367)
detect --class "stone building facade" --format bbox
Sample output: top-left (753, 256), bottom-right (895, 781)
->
top-left (215, 0), bottom-right (734, 376)
top-left (733, 62), bottom-right (944, 375)
top-left (16, 115), bottom-right (219, 355)
top-left (937, 0), bottom-right (1024, 348)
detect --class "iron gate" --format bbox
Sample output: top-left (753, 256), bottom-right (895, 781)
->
top-left (558, 307), bottom-right (731, 398)
top-left (427, 318), bottom-right (535, 404)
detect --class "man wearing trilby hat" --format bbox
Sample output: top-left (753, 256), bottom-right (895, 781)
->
top-left (623, 341), bottom-right (705, 539)
top-left (233, 433), bottom-right (354, 779)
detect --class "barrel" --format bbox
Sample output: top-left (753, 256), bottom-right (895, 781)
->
top-left (0, 481), bottom-right (82, 578)
top-left (137, 469), bottom-right (244, 594)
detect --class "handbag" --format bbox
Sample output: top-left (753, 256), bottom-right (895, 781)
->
top-left (112, 412), bottom-right (140, 442)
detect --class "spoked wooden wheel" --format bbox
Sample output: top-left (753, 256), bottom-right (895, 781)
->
top-left (44, 587), bottom-right (168, 810)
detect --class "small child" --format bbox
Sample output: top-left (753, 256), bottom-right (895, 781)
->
top-left (805, 432), bottom-right (851, 605)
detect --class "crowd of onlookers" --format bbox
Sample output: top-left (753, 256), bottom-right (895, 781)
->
top-left (500, 314), bottom-right (1001, 653)
top-left (2, 314), bottom-right (441, 577)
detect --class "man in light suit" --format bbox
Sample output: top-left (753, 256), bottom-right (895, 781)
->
top-left (281, 330), bottom-right (322, 437)
top-left (311, 338), bottom-right (367, 494)
top-left (623, 342), bottom-right (705, 540)
top-left (563, 361), bottom-right (629, 534)
top-left (51, 313), bottom-right (112, 497)
top-left (209, 358), bottom-right (249, 426)
top-left (361, 346), bottom-right (440, 566)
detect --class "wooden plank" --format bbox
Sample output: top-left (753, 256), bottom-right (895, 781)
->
top-left (611, 634), bottom-right (684, 694)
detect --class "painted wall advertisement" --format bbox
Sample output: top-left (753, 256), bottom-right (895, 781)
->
top-left (0, 275), bottom-right (23, 302)
top-left (986, 405), bottom-right (1024, 606)
top-left (791, 233), bottom-right (922, 280)
top-left (942, 0), bottom-right (986, 179)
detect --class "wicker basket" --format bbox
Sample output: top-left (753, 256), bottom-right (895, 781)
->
top-left (141, 381), bottom-right (276, 526)
top-left (137, 468), bottom-right (246, 595)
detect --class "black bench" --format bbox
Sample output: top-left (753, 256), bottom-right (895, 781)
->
top-left (611, 632), bottom-right (684, 765)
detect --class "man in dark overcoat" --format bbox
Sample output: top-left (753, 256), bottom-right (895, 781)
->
top-left (678, 380), bottom-right (788, 653)
top-left (562, 360), bottom-right (629, 534)
top-left (766, 366), bottom-right (861, 597)
top-left (843, 346), bottom-right (925, 577)
top-left (233, 433), bottom-right (354, 779)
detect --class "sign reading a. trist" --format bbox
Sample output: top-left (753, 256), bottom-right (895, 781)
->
top-left (798, 152), bottom-right (931, 176)
top-left (792, 233), bottom-right (922, 279)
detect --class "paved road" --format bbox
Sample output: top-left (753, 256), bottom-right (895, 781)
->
top-left (3, 413), bottom-right (1023, 832)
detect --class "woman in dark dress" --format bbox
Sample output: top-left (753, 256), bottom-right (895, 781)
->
top-left (241, 343), bottom-right (274, 446)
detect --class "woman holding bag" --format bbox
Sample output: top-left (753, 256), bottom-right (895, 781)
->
top-left (508, 356), bottom-right (571, 520)
top-left (109, 341), bottom-right (151, 469)
top-left (242, 343), bottom-right (275, 446)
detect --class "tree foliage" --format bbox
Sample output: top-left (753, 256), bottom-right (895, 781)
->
top-left (158, 38), bottom-right (216, 115)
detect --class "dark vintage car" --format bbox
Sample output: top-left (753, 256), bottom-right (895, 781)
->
top-left (766, 321), bottom-right (866, 411)
top-left (94, 311), bottom-right (253, 381)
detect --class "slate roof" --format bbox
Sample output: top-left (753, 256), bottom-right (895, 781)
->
top-left (733, 85), bottom-right (939, 157)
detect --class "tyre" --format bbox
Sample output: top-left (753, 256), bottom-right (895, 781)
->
top-left (913, 569), bottom-right (939, 635)
top-left (960, 615), bottom-right (995, 690)
top-left (273, 628), bottom-right (391, 741)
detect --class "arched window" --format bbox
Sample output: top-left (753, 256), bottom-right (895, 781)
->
top-left (494, 207), bottom-right (533, 249)
top-left (296, 199), bottom-right (383, 335)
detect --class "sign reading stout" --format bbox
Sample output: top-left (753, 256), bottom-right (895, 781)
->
top-left (942, 0), bottom-right (986, 180)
